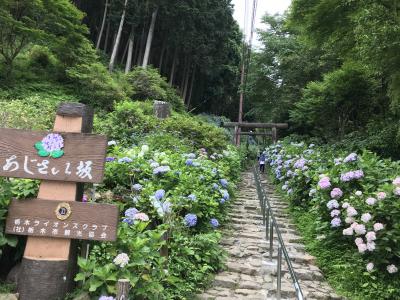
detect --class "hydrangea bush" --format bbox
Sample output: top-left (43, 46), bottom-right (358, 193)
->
top-left (75, 141), bottom-right (241, 299)
top-left (265, 139), bottom-right (400, 299)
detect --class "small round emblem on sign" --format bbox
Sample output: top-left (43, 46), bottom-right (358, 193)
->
top-left (55, 202), bottom-right (72, 220)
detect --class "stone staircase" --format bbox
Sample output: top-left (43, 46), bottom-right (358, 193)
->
top-left (196, 171), bottom-right (344, 300)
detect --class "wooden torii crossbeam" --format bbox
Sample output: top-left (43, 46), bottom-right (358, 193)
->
top-left (220, 122), bottom-right (289, 145)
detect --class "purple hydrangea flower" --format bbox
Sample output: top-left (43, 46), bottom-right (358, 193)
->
top-left (106, 157), bottom-right (116, 162)
top-left (184, 213), bottom-right (197, 227)
top-left (327, 199), bottom-right (339, 210)
top-left (42, 133), bottom-right (64, 152)
top-left (341, 170), bottom-right (364, 182)
top-left (294, 158), bottom-right (307, 169)
top-left (185, 159), bottom-right (194, 166)
top-left (132, 183), bottom-right (142, 191)
top-left (219, 179), bottom-right (228, 188)
top-left (118, 157), bottom-right (132, 163)
top-left (343, 153), bottom-right (358, 163)
top-left (99, 296), bottom-right (116, 300)
top-left (331, 217), bottom-right (341, 227)
top-left (330, 188), bottom-right (343, 199)
top-left (154, 189), bottom-right (165, 200)
top-left (187, 194), bottom-right (197, 201)
top-left (210, 218), bottom-right (219, 228)
top-left (153, 166), bottom-right (171, 175)
top-left (125, 207), bottom-right (138, 218)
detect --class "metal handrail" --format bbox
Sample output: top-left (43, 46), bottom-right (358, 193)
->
top-left (253, 165), bottom-right (305, 300)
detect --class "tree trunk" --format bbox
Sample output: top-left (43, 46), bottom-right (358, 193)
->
top-left (169, 49), bottom-right (178, 85)
top-left (180, 59), bottom-right (188, 95)
top-left (142, 7), bottom-right (158, 68)
top-left (104, 21), bottom-right (111, 52)
top-left (121, 35), bottom-right (129, 63)
top-left (96, 0), bottom-right (109, 50)
top-left (186, 68), bottom-right (196, 109)
top-left (125, 27), bottom-right (135, 74)
top-left (158, 41), bottom-right (166, 72)
top-left (109, 0), bottom-right (129, 72)
top-left (182, 64), bottom-right (191, 102)
top-left (136, 26), bottom-right (146, 66)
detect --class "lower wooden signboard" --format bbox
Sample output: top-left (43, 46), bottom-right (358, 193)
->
top-left (5, 198), bottom-right (119, 242)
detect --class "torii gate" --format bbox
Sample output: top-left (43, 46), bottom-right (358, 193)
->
top-left (221, 122), bottom-right (288, 145)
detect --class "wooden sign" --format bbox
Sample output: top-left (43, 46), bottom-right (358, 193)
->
top-left (5, 198), bottom-right (118, 241)
top-left (0, 128), bottom-right (107, 183)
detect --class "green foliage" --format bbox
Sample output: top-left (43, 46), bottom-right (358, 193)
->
top-left (166, 231), bottom-right (226, 299)
top-left (126, 67), bottom-right (184, 111)
top-left (290, 63), bottom-right (377, 139)
top-left (95, 100), bottom-right (231, 152)
top-left (66, 63), bottom-right (127, 110)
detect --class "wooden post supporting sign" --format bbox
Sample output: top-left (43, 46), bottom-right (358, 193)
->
top-left (2, 103), bottom-right (118, 300)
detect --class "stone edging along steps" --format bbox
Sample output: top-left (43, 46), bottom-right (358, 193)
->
top-left (197, 171), bottom-right (344, 300)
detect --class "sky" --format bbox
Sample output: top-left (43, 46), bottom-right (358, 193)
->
top-left (232, 0), bottom-right (292, 47)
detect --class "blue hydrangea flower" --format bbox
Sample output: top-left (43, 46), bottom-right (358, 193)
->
top-left (219, 179), bottom-right (228, 188)
top-left (221, 190), bottom-right (230, 201)
top-left (220, 198), bottom-right (226, 204)
top-left (187, 194), bottom-right (196, 201)
top-left (211, 168), bottom-right (218, 175)
top-left (212, 183), bottom-right (219, 190)
top-left (99, 296), bottom-right (116, 300)
top-left (154, 189), bottom-right (165, 200)
top-left (187, 153), bottom-right (196, 159)
top-left (184, 214), bottom-right (197, 227)
top-left (106, 157), bottom-right (116, 162)
top-left (125, 207), bottom-right (138, 218)
top-left (132, 183), bottom-right (142, 191)
top-left (185, 159), bottom-right (194, 166)
top-left (153, 166), bottom-right (171, 175)
top-left (210, 218), bottom-right (219, 228)
top-left (122, 218), bottom-right (134, 225)
top-left (150, 161), bottom-right (160, 168)
top-left (118, 157), bottom-right (132, 163)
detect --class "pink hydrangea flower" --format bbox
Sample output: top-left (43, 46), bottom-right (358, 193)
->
top-left (355, 237), bottom-right (364, 245)
top-left (366, 231), bottom-right (376, 241)
top-left (373, 223), bottom-right (384, 231)
top-left (361, 213), bottom-right (372, 223)
top-left (346, 206), bottom-right (358, 217)
top-left (318, 177), bottom-right (331, 189)
top-left (394, 187), bottom-right (400, 196)
top-left (330, 188), bottom-right (343, 199)
top-left (377, 192), bottom-right (386, 200)
top-left (354, 224), bottom-right (366, 235)
top-left (366, 262), bottom-right (374, 272)
top-left (365, 197), bottom-right (376, 205)
top-left (366, 241), bottom-right (376, 251)
top-left (134, 212), bottom-right (149, 222)
top-left (357, 243), bottom-right (367, 253)
top-left (392, 177), bottom-right (400, 186)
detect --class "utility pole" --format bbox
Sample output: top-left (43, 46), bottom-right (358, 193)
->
top-left (236, 0), bottom-right (258, 146)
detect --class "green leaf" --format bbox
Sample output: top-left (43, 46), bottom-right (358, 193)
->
top-left (38, 149), bottom-right (49, 157)
top-left (34, 142), bottom-right (44, 151)
top-left (50, 150), bottom-right (64, 159)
